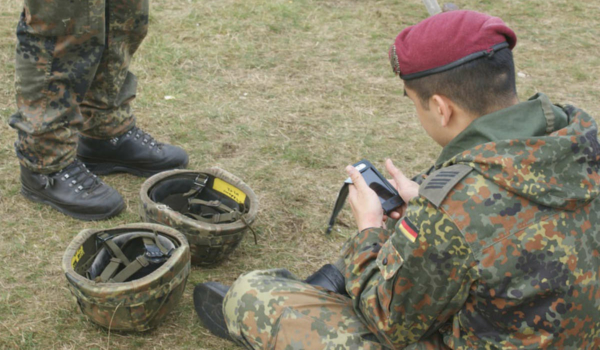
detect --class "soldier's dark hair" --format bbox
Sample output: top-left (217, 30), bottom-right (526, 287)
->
top-left (404, 48), bottom-right (517, 116)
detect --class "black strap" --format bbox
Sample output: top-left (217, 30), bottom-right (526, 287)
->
top-left (401, 42), bottom-right (510, 81)
top-left (326, 183), bottom-right (349, 234)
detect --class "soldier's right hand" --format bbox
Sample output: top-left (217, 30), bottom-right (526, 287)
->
top-left (345, 164), bottom-right (385, 231)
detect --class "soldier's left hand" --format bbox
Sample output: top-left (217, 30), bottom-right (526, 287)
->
top-left (385, 158), bottom-right (420, 220)
top-left (346, 164), bottom-right (384, 231)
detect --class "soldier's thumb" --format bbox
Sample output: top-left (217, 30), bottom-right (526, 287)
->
top-left (385, 159), bottom-right (408, 188)
top-left (346, 165), bottom-right (369, 191)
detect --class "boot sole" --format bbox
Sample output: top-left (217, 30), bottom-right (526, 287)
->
top-left (79, 159), bottom-right (188, 178)
top-left (193, 283), bottom-right (232, 341)
top-left (21, 187), bottom-right (125, 221)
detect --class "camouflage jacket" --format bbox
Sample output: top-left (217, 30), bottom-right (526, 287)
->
top-left (342, 94), bottom-right (600, 349)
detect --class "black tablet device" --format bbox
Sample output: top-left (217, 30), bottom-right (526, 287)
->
top-left (345, 160), bottom-right (405, 214)
top-left (326, 160), bottom-right (405, 234)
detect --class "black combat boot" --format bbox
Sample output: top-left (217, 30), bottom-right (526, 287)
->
top-left (20, 160), bottom-right (125, 221)
top-left (77, 126), bottom-right (188, 177)
top-left (304, 264), bottom-right (348, 296)
top-left (193, 282), bottom-right (232, 341)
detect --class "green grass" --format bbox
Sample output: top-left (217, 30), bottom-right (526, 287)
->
top-left (1, 0), bottom-right (600, 349)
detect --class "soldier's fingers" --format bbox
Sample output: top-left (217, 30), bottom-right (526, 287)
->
top-left (386, 159), bottom-right (420, 201)
top-left (388, 178), bottom-right (398, 188)
top-left (346, 184), bottom-right (360, 214)
top-left (385, 159), bottom-right (407, 188)
top-left (345, 165), bottom-right (369, 191)
top-left (389, 206), bottom-right (405, 220)
top-left (347, 182), bottom-right (356, 200)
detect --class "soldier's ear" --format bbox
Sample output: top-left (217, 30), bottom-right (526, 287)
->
top-left (430, 94), bottom-right (453, 127)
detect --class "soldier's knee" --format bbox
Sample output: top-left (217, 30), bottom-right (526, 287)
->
top-left (224, 270), bottom-right (264, 316)
top-left (223, 268), bottom-right (298, 328)
top-left (223, 270), bottom-right (265, 337)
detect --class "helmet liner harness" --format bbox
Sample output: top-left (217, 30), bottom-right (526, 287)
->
top-left (180, 174), bottom-right (243, 224)
top-left (147, 172), bottom-right (258, 245)
top-left (62, 168), bottom-right (258, 330)
top-left (140, 169), bottom-right (259, 265)
top-left (62, 224), bottom-right (191, 331)
top-left (88, 231), bottom-right (176, 283)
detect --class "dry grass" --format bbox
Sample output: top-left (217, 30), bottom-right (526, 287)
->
top-left (1, 0), bottom-right (599, 349)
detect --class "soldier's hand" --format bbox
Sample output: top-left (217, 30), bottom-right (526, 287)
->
top-left (345, 165), bottom-right (384, 231)
top-left (385, 159), bottom-right (419, 220)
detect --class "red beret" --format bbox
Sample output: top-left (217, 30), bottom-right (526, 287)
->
top-left (389, 10), bottom-right (517, 80)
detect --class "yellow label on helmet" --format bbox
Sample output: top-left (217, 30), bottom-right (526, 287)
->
top-left (71, 246), bottom-right (85, 268)
top-left (213, 178), bottom-right (246, 204)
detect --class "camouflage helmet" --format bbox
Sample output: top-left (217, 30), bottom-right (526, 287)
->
top-left (61, 223), bottom-right (190, 331)
top-left (139, 168), bottom-right (259, 265)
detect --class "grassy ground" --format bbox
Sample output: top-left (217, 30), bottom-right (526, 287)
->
top-left (0, 0), bottom-right (599, 349)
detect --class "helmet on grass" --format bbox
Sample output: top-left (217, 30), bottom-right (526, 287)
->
top-left (140, 168), bottom-right (259, 265)
top-left (62, 223), bottom-right (190, 331)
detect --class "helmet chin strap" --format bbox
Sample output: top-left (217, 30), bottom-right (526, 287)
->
top-left (182, 174), bottom-right (209, 197)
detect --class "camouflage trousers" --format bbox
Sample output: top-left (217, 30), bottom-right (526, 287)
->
top-left (223, 269), bottom-right (452, 350)
top-left (223, 269), bottom-right (386, 350)
top-left (9, 0), bottom-right (149, 173)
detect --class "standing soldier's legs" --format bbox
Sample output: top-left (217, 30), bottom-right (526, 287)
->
top-left (76, 0), bottom-right (188, 177)
top-left (11, 0), bottom-right (106, 173)
top-left (223, 269), bottom-right (386, 350)
top-left (10, 0), bottom-right (125, 221)
top-left (79, 0), bottom-right (148, 138)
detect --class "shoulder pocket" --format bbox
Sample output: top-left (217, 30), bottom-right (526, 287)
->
top-left (376, 240), bottom-right (404, 280)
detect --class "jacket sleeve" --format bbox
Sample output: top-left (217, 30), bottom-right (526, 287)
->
top-left (341, 197), bottom-right (479, 348)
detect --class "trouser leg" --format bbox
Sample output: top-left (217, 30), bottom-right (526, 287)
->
top-left (223, 269), bottom-right (386, 350)
top-left (10, 0), bottom-right (106, 174)
top-left (79, 0), bottom-right (149, 138)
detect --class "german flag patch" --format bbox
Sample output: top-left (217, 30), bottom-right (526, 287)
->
top-left (399, 219), bottom-right (419, 243)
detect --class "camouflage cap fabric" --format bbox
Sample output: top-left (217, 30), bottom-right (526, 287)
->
top-left (140, 168), bottom-right (259, 265)
top-left (62, 223), bottom-right (190, 331)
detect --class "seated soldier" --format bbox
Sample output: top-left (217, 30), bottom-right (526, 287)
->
top-left (194, 10), bottom-right (600, 349)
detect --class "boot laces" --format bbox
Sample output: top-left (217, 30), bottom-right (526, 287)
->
top-left (55, 160), bottom-right (103, 193)
top-left (125, 126), bottom-right (163, 149)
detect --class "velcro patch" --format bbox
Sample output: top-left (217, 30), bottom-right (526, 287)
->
top-left (399, 219), bottom-right (419, 243)
top-left (419, 164), bottom-right (473, 207)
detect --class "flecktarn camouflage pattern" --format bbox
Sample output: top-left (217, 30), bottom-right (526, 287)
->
top-left (224, 269), bottom-right (388, 350)
top-left (140, 168), bottom-right (259, 265)
top-left (10, 0), bottom-right (148, 173)
top-left (62, 223), bottom-right (190, 331)
top-left (223, 95), bottom-right (600, 350)
top-left (340, 96), bottom-right (600, 349)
